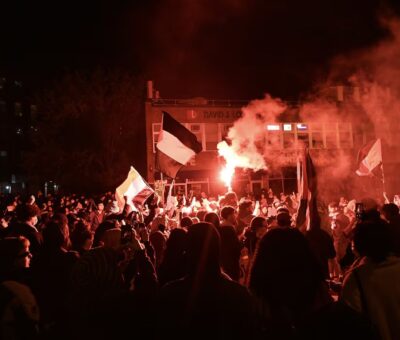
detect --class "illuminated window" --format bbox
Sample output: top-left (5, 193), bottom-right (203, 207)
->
top-left (283, 124), bottom-right (292, 131)
top-left (296, 123), bottom-right (308, 131)
top-left (266, 124), bottom-right (280, 131)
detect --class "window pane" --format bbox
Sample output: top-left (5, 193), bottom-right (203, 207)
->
top-left (296, 123), bottom-right (308, 131)
top-left (297, 133), bottom-right (309, 147)
top-left (267, 124), bottom-right (280, 131)
top-left (311, 132), bottom-right (324, 148)
top-left (283, 124), bottom-right (292, 131)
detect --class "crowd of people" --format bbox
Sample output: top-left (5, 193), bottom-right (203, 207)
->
top-left (0, 188), bottom-right (399, 340)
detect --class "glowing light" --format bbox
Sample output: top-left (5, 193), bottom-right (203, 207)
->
top-left (217, 137), bottom-right (268, 191)
top-left (297, 123), bottom-right (308, 130)
top-left (283, 124), bottom-right (292, 131)
top-left (220, 164), bottom-right (235, 191)
top-left (267, 124), bottom-right (280, 131)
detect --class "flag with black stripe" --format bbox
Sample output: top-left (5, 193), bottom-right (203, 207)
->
top-left (156, 111), bottom-right (202, 178)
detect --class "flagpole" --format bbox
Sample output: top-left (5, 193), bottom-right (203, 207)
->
top-left (380, 138), bottom-right (386, 196)
top-left (381, 164), bottom-right (386, 194)
top-left (159, 112), bottom-right (165, 205)
top-left (296, 152), bottom-right (301, 194)
top-left (160, 173), bottom-right (165, 205)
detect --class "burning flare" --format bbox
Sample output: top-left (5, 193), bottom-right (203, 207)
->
top-left (220, 163), bottom-right (235, 192)
top-left (217, 140), bottom-right (266, 191)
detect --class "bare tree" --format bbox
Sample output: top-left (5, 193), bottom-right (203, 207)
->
top-left (25, 69), bottom-right (145, 193)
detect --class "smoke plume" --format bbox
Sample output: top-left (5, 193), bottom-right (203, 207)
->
top-left (218, 16), bottom-right (400, 199)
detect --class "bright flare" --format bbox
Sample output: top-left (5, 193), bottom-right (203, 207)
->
top-left (220, 164), bottom-right (235, 191)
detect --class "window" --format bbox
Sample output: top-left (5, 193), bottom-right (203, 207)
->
top-left (152, 123), bottom-right (161, 153)
top-left (266, 124), bottom-right (280, 131)
top-left (324, 123), bottom-right (338, 149)
top-left (205, 124), bottom-right (219, 151)
top-left (296, 123), bottom-right (308, 131)
top-left (311, 132), bottom-right (324, 148)
top-left (283, 124), bottom-right (292, 131)
top-left (338, 123), bottom-right (353, 148)
top-left (296, 123), bottom-right (310, 148)
top-left (283, 124), bottom-right (294, 149)
top-left (0, 150), bottom-right (7, 157)
top-left (310, 123), bottom-right (324, 149)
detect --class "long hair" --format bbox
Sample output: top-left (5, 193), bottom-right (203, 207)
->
top-left (249, 228), bottom-right (324, 316)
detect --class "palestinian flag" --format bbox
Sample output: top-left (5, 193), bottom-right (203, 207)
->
top-left (156, 111), bottom-right (202, 178)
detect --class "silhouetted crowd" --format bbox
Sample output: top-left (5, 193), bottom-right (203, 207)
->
top-left (1, 189), bottom-right (400, 340)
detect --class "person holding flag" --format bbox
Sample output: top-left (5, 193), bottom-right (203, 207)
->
top-left (115, 166), bottom-right (154, 213)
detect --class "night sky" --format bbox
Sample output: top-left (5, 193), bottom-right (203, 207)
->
top-left (1, 0), bottom-right (400, 100)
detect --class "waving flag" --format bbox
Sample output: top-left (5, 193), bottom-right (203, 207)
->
top-left (115, 166), bottom-right (154, 212)
top-left (156, 111), bottom-right (202, 178)
top-left (356, 138), bottom-right (382, 177)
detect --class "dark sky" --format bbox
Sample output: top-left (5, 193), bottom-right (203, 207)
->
top-left (1, 0), bottom-right (400, 100)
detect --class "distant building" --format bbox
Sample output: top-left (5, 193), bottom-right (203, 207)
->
top-left (145, 81), bottom-right (398, 198)
top-left (145, 82), bottom-right (367, 197)
top-left (0, 77), bottom-right (37, 193)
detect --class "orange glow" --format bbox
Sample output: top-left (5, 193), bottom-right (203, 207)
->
top-left (220, 164), bottom-right (235, 191)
